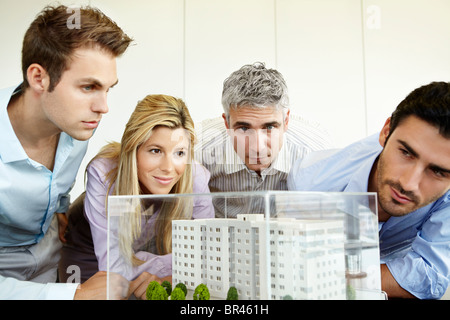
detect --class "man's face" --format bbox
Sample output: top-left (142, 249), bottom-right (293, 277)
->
top-left (223, 105), bottom-right (289, 173)
top-left (374, 115), bottom-right (450, 220)
top-left (40, 47), bottom-right (118, 141)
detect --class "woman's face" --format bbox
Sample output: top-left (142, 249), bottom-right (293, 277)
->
top-left (137, 126), bottom-right (190, 194)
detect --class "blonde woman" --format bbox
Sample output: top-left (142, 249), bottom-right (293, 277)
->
top-left (59, 95), bottom-right (213, 290)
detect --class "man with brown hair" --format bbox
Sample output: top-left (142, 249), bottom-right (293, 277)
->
top-left (0, 5), bottom-right (132, 299)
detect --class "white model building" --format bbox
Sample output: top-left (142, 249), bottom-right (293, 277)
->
top-left (172, 214), bottom-right (346, 300)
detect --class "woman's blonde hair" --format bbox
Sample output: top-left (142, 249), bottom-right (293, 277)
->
top-left (91, 94), bottom-right (195, 265)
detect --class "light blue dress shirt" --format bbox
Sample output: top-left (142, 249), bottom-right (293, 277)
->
top-left (288, 133), bottom-right (450, 299)
top-left (0, 85), bottom-right (88, 247)
top-left (0, 85), bottom-right (87, 299)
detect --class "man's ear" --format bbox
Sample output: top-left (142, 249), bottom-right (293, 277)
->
top-left (284, 109), bottom-right (290, 131)
top-left (26, 63), bottom-right (50, 93)
top-left (379, 117), bottom-right (391, 147)
top-left (222, 113), bottom-right (230, 129)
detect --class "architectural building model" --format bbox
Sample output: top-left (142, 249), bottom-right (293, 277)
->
top-left (172, 214), bottom-right (346, 300)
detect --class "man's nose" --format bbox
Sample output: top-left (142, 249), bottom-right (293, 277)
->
top-left (92, 92), bottom-right (109, 114)
top-left (398, 164), bottom-right (422, 193)
top-left (248, 129), bottom-right (268, 154)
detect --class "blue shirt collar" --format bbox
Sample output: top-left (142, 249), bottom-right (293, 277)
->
top-left (342, 134), bottom-right (382, 193)
top-left (0, 85), bottom-right (29, 163)
top-left (0, 85), bottom-right (75, 168)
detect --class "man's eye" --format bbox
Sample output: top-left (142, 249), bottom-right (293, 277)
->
top-left (433, 169), bottom-right (444, 178)
top-left (431, 168), bottom-right (448, 179)
top-left (400, 148), bottom-right (411, 158)
top-left (83, 85), bottom-right (93, 91)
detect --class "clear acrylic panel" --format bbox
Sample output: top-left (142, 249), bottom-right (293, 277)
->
top-left (107, 191), bottom-right (384, 300)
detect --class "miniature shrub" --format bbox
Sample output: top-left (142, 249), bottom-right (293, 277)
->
top-left (149, 284), bottom-right (169, 300)
top-left (346, 284), bottom-right (356, 300)
top-left (175, 283), bottom-right (187, 297)
top-left (226, 287), bottom-right (238, 300)
top-left (170, 287), bottom-right (186, 300)
top-left (146, 281), bottom-right (161, 300)
top-left (193, 283), bottom-right (210, 300)
top-left (161, 280), bottom-right (172, 296)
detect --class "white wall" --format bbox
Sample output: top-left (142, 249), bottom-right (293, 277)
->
top-left (0, 0), bottom-right (449, 200)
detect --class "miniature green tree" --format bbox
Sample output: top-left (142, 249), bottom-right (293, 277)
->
top-left (193, 283), bottom-right (210, 300)
top-left (149, 284), bottom-right (169, 300)
top-left (161, 280), bottom-right (172, 296)
top-left (146, 281), bottom-right (161, 300)
top-left (170, 287), bottom-right (186, 300)
top-left (226, 286), bottom-right (238, 300)
top-left (175, 282), bottom-right (187, 297)
top-left (346, 284), bottom-right (356, 300)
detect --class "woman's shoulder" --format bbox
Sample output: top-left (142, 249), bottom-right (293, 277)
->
top-left (192, 161), bottom-right (211, 192)
top-left (86, 156), bottom-right (118, 190)
top-left (88, 156), bottom-right (117, 173)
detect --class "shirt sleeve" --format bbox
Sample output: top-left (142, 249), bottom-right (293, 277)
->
top-left (83, 159), bottom-right (111, 274)
top-left (0, 275), bottom-right (78, 300)
top-left (386, 203), bottom-right (450, 299)
top-left (192, 162), bottom-right (214, 219)
top-left (56, 191), bottom-right (72, 213)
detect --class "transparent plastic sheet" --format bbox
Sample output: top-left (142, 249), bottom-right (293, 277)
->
top-left (107, 191), bottom-right (385, 300)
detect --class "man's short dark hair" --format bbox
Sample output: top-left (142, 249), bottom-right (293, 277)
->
top-left (389, 81), bottom-right (450, 138)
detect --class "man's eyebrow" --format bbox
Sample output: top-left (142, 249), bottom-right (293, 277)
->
top-left (430, 164), bottom-right (450, 175)
top-left (398, 140), bottom-right (419, 158)
top-left (232, 121), bottom-right (281, 128)
top-left (263, 121), bottom-right (281, 127)
top-left (399, 139), bottom-right (450, 174)
top-left (232, 121), bottom-right (251, 128)
top-left (110, 79), bottom-right (119, 88)
top-left (80, 78), bottom-right (119, 88)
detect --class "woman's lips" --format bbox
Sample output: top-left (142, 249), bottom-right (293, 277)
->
top-left (154, 176), bottom-right (174, 185)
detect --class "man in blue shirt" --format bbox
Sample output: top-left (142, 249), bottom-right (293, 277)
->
top-left (288, 82), bottom-right (450, 299)
top-left (0, 5), bottom-right (133, 299)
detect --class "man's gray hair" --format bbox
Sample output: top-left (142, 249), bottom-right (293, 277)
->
top-left (221, 62), bottom-right (289, 117)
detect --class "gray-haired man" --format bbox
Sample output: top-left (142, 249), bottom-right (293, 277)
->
top-left (195, 62), bottom-right (333, 217)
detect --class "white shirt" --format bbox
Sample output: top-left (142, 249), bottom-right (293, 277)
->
top-left (0, 275), bottom-right (78, 300)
